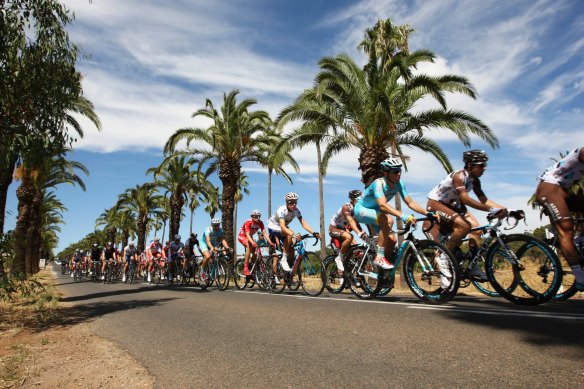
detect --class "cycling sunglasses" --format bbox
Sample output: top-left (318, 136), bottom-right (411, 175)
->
top-left (386, 168), bottom-right (402, 174)
top-left (287, 201), bottom-right (298, 205)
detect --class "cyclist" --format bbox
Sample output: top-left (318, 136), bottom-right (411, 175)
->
top-left (185, 233), bottom-right (202, 259)
top-left (200, 219), bottom-right (231, 282)
top-left (168, 234), bottom-right (185, 285)
top-left (122, 242), bottom-right (138, 282)
top-left (101, 242), bottom-right (118, 280)
top-left (147, 237), bottom-right (165, 283)
top-left (536, 147), bottom-right (584, 291)
top-left (329, 190), bottom-right (368, 273)
top-left (355, 157), bottom-right (430, 270)
top-left (426, 150), bottom-right (508, 282)
top-left (267, 192), bottom-right (320, 281)
top-left (238, 209), bottom-right (274, 276)
top-left (71, 249), bottom-right (84, 277)
top-left (89, 243), bottom-right (101, 276)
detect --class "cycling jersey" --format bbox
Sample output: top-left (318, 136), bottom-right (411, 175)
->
top-left (103, 247), bottom-right (116, 260)
top-left (201, 227), bottom-right (225, 251)
top-left (124, 245), bottom-right (137, 258)
top-left (539, 147), bottom-right (584, 187)
top-left (149, 241), bottom-right (163, 254)
top-left (267, 205), bottom-right (302, 231)
top-left (90, 247), bottom-right (101, 261)
top-left (238, 219), bottom-right (265, 238)
top-left (428, 169), bottom-right (476, 206)
top-left (169, 241), bottom-right (184, 255)
top-left (357, 178), bottom-right (409, 209)
top-left (184, 237), bottom-right (199, 256)
top-left (329, 203), bottom-right (354, 229)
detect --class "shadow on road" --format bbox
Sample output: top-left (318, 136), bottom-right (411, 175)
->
top-left (60, 283), bottom-right (210, 302)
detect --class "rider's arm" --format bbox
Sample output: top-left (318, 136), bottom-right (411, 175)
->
top-left (299, 217), bottom-right (316, 235)
top-left (245, 229), bottom-right (256, 247)
top-left (403, 195), bottom-right (427, 216)
top-left (221, 238), bottom-right (229, 250)
top-left (262, 228), bottom-right (275, 246)
top-left (376, 194), bottom-right (401, 217)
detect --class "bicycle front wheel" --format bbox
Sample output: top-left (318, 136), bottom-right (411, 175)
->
top-left (233, 260), bottom-right (247, 290)
top-left (323, 255), bottom-right (345, 294)
top-left (402, 240), bottom-right (459, 304)
top-left (486, 234), bottom-right (562, 305)
top-left (300, 252), bottom-right (325, 297)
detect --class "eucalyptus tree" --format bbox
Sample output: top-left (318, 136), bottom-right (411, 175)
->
top-left (0, 0), bottom-right (86, 234)
top-left (117, 183), bottom-right (164, 253)
top-left (164, 90), bottom-right (273, 249)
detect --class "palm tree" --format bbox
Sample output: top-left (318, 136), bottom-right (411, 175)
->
top-left (147, 155), bottom-right (204, 240)
top-left (117, 183), bottom-right (164, 253)
top-left (164, 90), bottom-right (272, 250)
top-left (95, 206), bottom-right (120, 244)
top-left (257, 125), bottom-right (299, 217)
top-left (275, 122), bottom-right (330, 257)
top-left (13, 151), bottom-right (88, 274)
top-left (233, 173), bottom-right (250, 257)
top-left (38, 191), bottom-right (66, 261)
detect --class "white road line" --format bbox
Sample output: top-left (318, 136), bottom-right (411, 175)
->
top-left (230, 290), bottom-right (584, 321)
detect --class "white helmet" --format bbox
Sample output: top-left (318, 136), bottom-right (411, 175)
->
top-left (285, 192), bottom-right (299, 202)
top-left (250, 209), bottom-right (262, 217)
top-left (211, 218), bottom-right (221, 226)
top-left (380, 158), bottom-right (403, 171)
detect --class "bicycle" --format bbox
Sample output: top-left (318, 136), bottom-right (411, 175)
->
top-left (72, 261), bottom-right (82, 283)
top-left (124, 257), bottom-right (138, 284)
top-left (324, 216), bottom-right (459, 304)
top-left (441, 210), bottom-right (562, 305)
top-left (90, 260), bottom-right (101, 283)
top-left (541, 217), bottom-right (584, 301)
top-left (233, 243), bottom-right (271, 290)
top-left (198, 247), bottom-right (230, 291)
top-left (269, 234), bottom-right (325, 297)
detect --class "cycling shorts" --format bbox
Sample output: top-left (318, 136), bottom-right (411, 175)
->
top-left (354, 203), bottom-right (382, 233)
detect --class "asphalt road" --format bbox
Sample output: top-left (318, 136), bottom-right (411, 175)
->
top-left (54, 268), bottom-right (584, 389)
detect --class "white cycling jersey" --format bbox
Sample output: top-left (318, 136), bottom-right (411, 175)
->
top-left (539, 147), bottom-right (584, 187)
top-left (428, 169), bottom-right (476, 205)
top-left (267, 205), bottom-right (302, 231)
top-left (329, 203), bottom-right (354, 229)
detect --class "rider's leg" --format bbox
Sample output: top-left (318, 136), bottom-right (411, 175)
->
top-left (377, 213), bottom-right (396, 264)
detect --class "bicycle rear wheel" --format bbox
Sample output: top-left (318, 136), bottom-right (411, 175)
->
top-left (486, 234), bottom-right (562, 305)
top-left (215, 258), bottom-right (230, 291)
top-left (402, 240), bottom-right (459, 304)
top-left (300, 252), bottom-right (324, 296)
top-left (348, 252), bottom-right (380, 300)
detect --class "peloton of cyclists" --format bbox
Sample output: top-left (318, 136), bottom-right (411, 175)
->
top-left (536, 147), bottom-right (584, 291)
top-left (328, 190), bottom-right (368, 273)
top-left (238, 209), bottom-right (275, 276)
top-left (426, 150), bottom-right (508, 283)
top-left (267, 192), bottom-right (320, 283)
top-left (199, 219), bottom-right (231, 282)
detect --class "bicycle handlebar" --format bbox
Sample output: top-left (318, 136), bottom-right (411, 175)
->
top-left (396, 215), bottom-right (437, 235)
top-left (295, 233), bottom-right (320, 247)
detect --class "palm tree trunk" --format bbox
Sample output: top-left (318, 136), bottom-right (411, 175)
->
top-left (233, 203), bottom-right (238, 258)
top-left (137, 213), bottom-right (147, 253)
top-left (27, 190), bottom-right (43, 274)
top-left (267, 168), bottom-right (273, 217)
top-left (316, 143), bottom-right (326, 258)
top-left (13, 179), bottom-right (35, 276)
top-left (189, 208), bottom-right (194, 235)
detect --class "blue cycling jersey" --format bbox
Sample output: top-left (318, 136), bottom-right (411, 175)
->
top-left (202, 226), bottom-right (225, 247)
top-left (357, 177), bottom-right (409, 209)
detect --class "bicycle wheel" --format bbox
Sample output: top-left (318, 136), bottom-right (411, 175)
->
top-left (300, 252), bottom-right (325, 296)
top-left (233, 260), bottom-right (247, 290)
top-left (348, 252), bottom-right (380, 300)
top-left (269, 263), bottom-right (287, 294)
top-left (402, 240), bottom-right (459, 304)
top-left (323, 255), bottom-right (345, 294)
top-left (486, 234), bottom-right (562, 305)
top-left (215, 258), bottom-right (230, 291)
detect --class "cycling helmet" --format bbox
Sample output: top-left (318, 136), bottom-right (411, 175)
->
top-left (250, 209), bottom-right (262, 217)
top-left (349, 190), bottom-right (362, 199)
top-left (380, 157), bottom-right (403, 171)
top-left (92, 243), bottom-right (98, 247)
top-left (107, 241), bottom-right (112, 246)
top-left (174, 234), bottom-right (181, 240)
top-left (129, 242), bottom-right (135, 246)
top-left (211, 218), bottom-right (221, 226)
top-left (285, 192), bottom-right (299, 202)
top-left (463, 149), bottom-right (488, 164)
top-left (154, 237), bottom-right (160, 242)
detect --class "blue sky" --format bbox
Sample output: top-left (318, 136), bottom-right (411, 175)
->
top-left (5, 0), bottom-right (584, 254)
